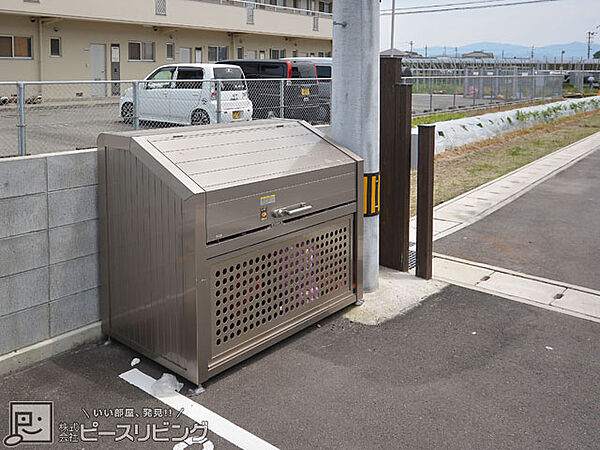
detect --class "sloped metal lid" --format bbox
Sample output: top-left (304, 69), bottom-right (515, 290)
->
top-left (145, 121), bottom-right (354, 192)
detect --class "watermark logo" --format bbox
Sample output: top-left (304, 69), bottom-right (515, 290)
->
top-left (3, 401), bottom-right (53, 447)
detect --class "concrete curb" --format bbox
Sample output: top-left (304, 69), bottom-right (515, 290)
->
top-left (0, 322), bottom-right (104, 376)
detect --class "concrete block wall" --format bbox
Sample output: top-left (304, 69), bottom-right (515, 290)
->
top-left (0, 149), bottom-right (100, 356)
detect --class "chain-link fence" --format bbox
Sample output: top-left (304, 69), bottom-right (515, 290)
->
top-left (0, 74), bottom-right (564, 157)
top-left (405, 74), bottom-right (564, 115)
top-left (0, 78), bottom-right (331, 158)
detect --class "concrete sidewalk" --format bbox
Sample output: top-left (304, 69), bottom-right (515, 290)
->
top-left (410, 130), bottom-right (600, 246)
top-left (1, 285), bottom-right (599, 449)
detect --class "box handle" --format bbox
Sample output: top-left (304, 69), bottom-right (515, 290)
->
top-left (273, 203), bottom-right (313, 217)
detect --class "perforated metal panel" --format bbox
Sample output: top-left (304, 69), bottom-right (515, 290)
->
top-left (211, 217), bottom-right (352, 356)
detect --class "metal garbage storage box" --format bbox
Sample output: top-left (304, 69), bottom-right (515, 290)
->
top-left (98, 119), bottom-right (363, 384)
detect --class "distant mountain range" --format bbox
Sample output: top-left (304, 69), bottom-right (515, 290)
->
top-left (411, 42), bottom-right (600, 59)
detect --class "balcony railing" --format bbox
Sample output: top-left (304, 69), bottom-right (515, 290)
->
top-left (191, 0), bottom-right (333, 18)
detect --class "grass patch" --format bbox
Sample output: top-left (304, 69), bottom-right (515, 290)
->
top-left (409, 109), bottom-right (600, 216)
top-left (562, 82), bottom-right (598, 97)
top-left (412, 111), bottom-right (471, 126)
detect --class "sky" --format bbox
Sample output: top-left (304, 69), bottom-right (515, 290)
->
top-left (379, 0), bottom-right (598, 50)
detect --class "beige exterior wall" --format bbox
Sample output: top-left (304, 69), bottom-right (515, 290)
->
top-left (0, 14), bottom-right (39, 81)
top-left (0, 0), bottom-right (332, 40)
top-left (0, 14), bottom-right (332, 82)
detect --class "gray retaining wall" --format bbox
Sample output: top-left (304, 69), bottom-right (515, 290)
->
top-left (0, 149), bottom-right (100, 357)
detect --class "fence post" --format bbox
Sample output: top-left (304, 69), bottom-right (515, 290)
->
top-left (452, 75), bottom-right (457, 108)
top-left (429, 76), bottom-right (433, 111)
top-left (416, 124), bottom-right (435, 280)
top-left (279, 79), bottom-right (285, 118)
top-left (216, 80), bottom-right (222, 123)
top-left (472, 71), bottom-right (477, 106)
top-left (17, 82), bottom-right (26, 156)
top-left (132, 81), bottom-right (140, 130)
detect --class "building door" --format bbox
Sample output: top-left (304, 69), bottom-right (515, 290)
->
top-left (195, 48), bottom-right (203, 63)
top-left (90, 44), bottom-right (106, 98)
top-left (110, 44), bottom-right (120, 96)
top-left (180, 47), bottom-right (191, 63)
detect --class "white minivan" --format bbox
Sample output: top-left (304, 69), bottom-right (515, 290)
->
top-left (120, 64), bottom-right (253, 125)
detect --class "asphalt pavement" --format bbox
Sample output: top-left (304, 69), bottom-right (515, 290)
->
top-left (435, 149), bottom-right (600, 291)
top-left (1, 285), bottom-right (598, 449)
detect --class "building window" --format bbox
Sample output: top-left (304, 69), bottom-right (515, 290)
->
top-left (237, 47), bottom-right (244, 59)
top-left (195, 47), bottom-right (202, 63)
top-left (179, 47), bottom-right (191, 63)
top-left (50, 37), bottom-right (61, 57)
top-left (0, 35), bottom-right (32, 58)
top-left (166, 43), bottom-right (174, 60)
top-left (270, 49), bottom-right (285, 59)
top-left (208, 46), bottom-right (228, 62)
top-left (128, 41), bottom-right (155, 61)
top-left (292, 50), bottom-right (298, 57)
top-left (318, 1), bottom-right (331, 13)
top-left (293, 0), bottom-right (309, 10)
top-left (259, 50), bottom-right (266, 60)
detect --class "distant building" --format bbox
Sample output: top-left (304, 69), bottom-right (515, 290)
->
top-left (380, 48), bottom-right (421, 57)
top-left (461, 50), bottom-right (494, 59)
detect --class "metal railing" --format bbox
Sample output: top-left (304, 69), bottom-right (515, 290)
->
top-left (193, 0), bottom-right (333, 17)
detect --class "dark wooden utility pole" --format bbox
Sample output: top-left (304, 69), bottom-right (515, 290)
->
top-left (379, 56), bottom-right (413, 271)
top-left (416, 124), bottom-right (435, 280)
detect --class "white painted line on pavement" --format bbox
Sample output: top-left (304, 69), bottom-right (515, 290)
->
top-left (432, 255), bottom-right (600, 323)
top-left (119, 369), bottom-right (278, 450)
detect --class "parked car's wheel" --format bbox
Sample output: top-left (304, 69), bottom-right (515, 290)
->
top-left (191, 109), bottom-right (210, 125)
top-left (319, 104), bottom-right (331, 123)
top-left (121, 102), bottom-right (133, 124)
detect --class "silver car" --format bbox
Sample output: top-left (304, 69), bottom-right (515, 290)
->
top-left (120, 64), bottom-right (253, 125)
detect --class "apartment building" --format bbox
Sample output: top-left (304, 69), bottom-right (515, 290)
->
top-left (0, 0), bottom-right (333, 82)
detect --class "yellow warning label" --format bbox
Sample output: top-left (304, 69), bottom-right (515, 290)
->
top-left (260, 194), bottom-right (276, 206)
